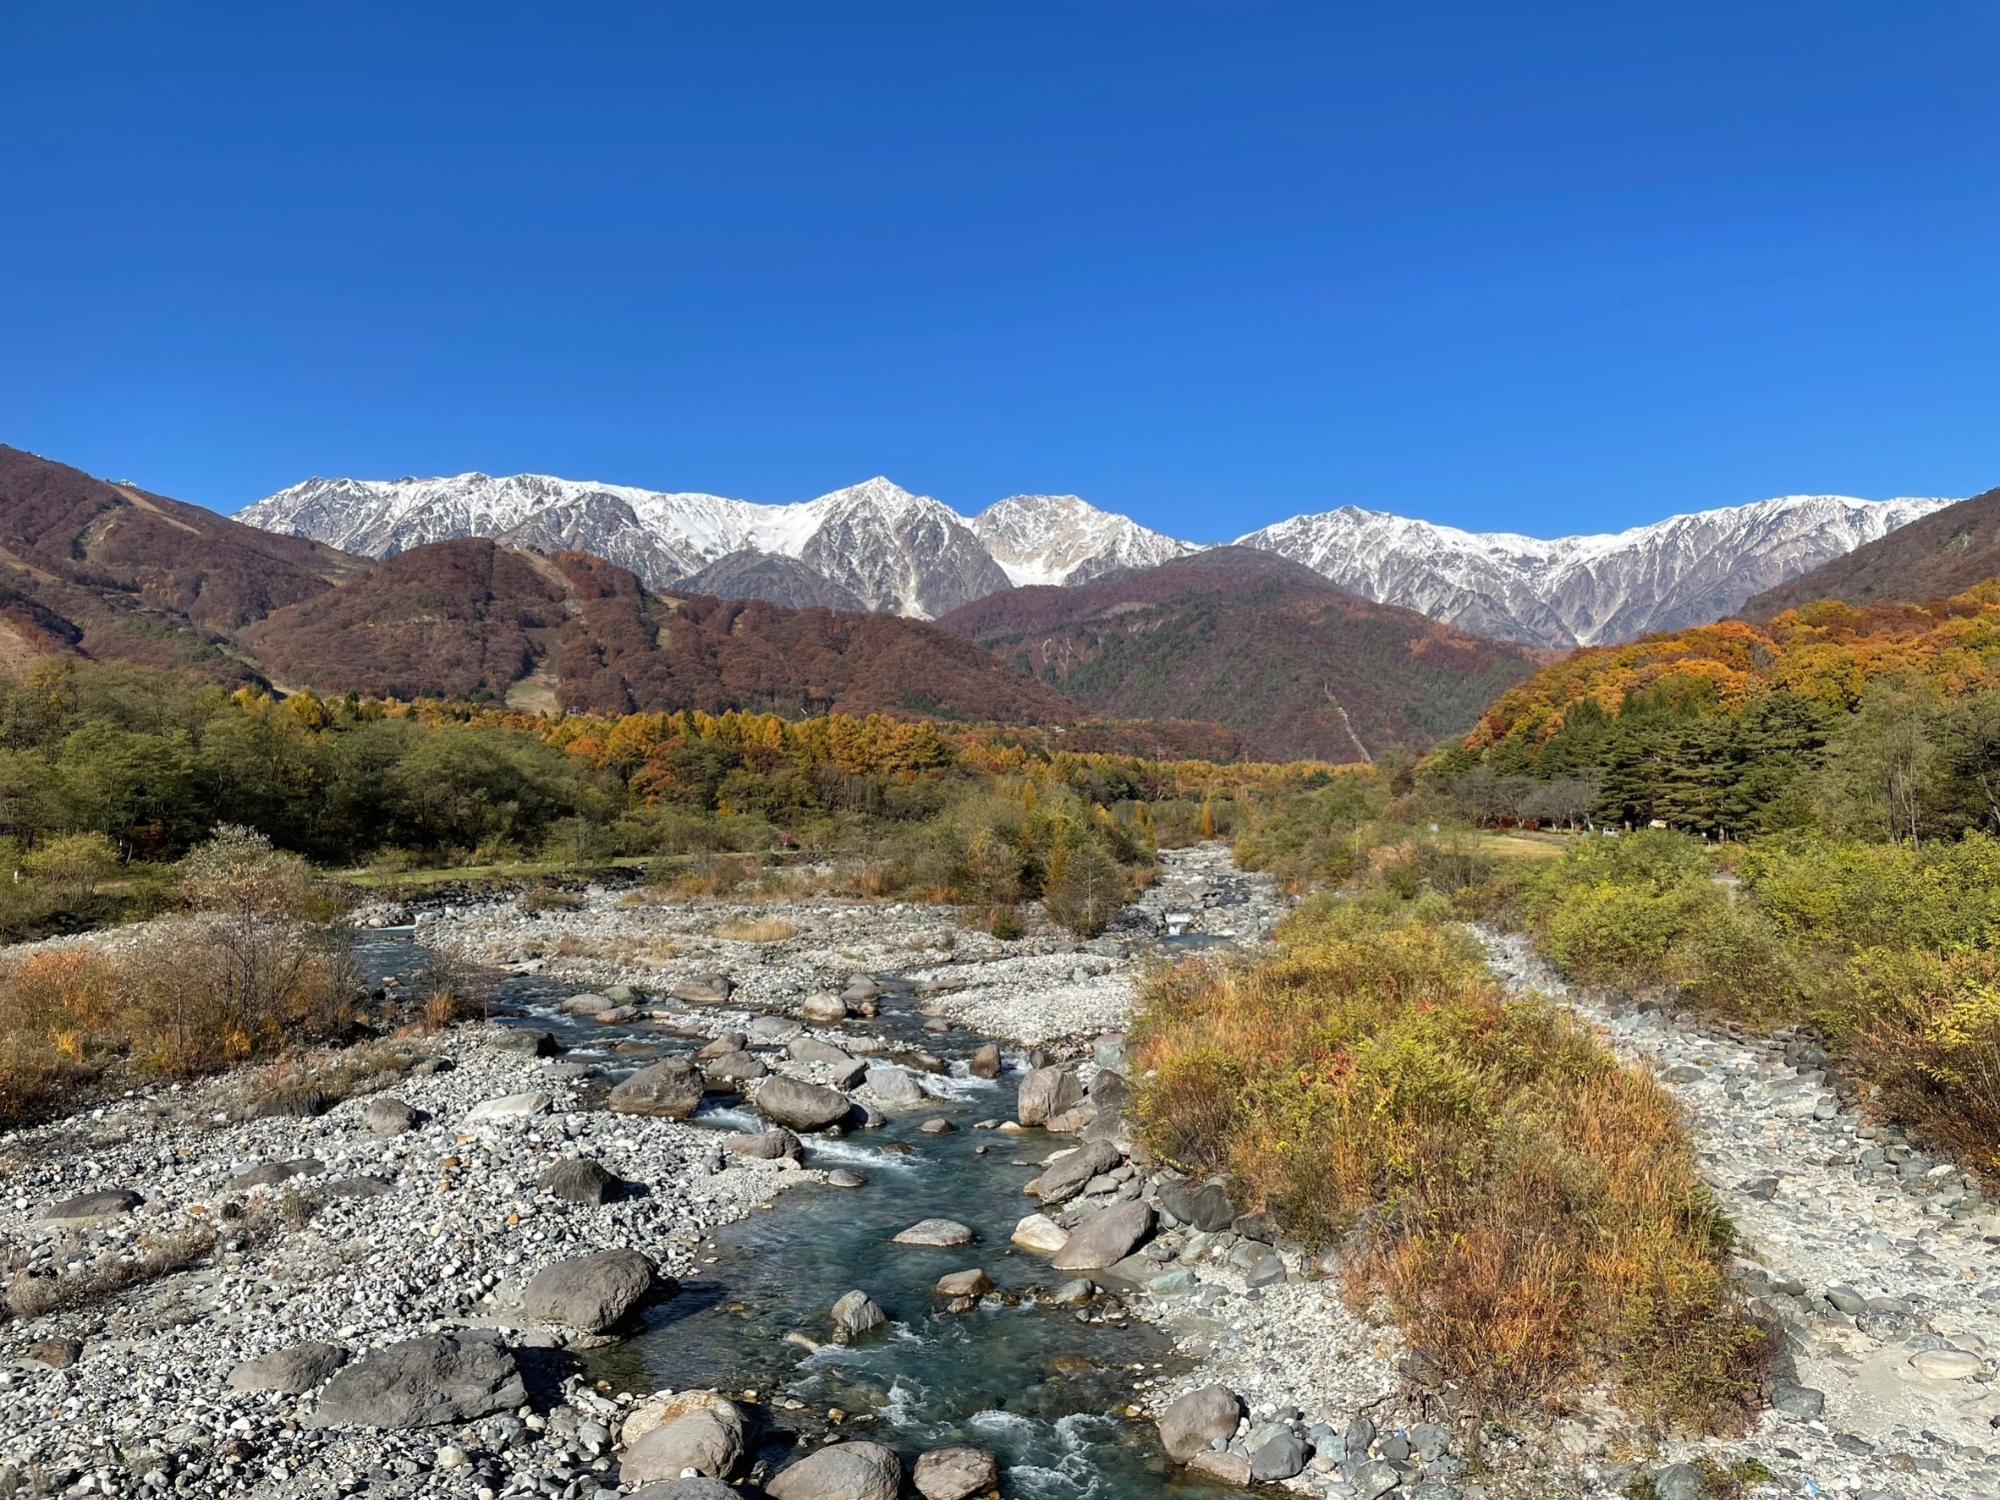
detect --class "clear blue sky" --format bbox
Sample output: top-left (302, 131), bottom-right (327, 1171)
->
top-left (4, 2), bottom-right (1995, 539)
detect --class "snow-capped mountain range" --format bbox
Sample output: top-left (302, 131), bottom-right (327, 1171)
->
top-left (239, 472), bottom-right (1955, 646)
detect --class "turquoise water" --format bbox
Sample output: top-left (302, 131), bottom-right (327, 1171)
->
top-left (356, 931), bottom-right (1240, 1497)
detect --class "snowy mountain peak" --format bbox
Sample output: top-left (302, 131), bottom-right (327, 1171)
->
top-left (1237, 493), bottom-right (1954, 647)
top-left (238, 469), bottom-right (1956, 646)
top-left (971, 494), bottom-right (1196, 586)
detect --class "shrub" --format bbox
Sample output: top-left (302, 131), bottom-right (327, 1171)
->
top-left (1132, 899), bottom-right (1763, 1428)
top-left (713, 916), bottom-right (797, 943)
top-left (1042, 838), bottom-right (1126, 937)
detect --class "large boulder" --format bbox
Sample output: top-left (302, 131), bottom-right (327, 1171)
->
top-left (1156, 1384), bottom-right (1244, 1462)
top-left (865, 1066), bottom-right (926, 1106)
top-left (830, 1290), bottom-right (887, 1342)
top-left (892, 1218), bottom-right (974, 1247)
top-left (609, 1058), bottom-right (706, 1119)
top-left (1035, 1141), bottom-right (1121, 1204)
top-left (1016, 1066), bottom-right (1083, 1127)
top-left (539, 1157), bottom-right (624, 1205)
top-left (1050, 1201), bottom-right (1154, 1271)
top-left (227, 1341), bottom-right (349, 1394)
top-left (913, 1445), bottom-right (1001, 1500)
top-left (38, 1189), bottom-right (142, 1223)
top-left (767, 1440), bottom-right (904, 1500)
top-left (801, 993), bottom-right (850, 1024)
top-left (967, 1042), bottom-right (1002, 1079)
top-left (312, 1334), bottom-right (526, 1428)
top-left (672, 973), bottom-right (735, 1004)
top-left (789, 1037), bottom-right (856, 1068)
top-left (700, 1050), bottom-right (768, 1089)
top-left (520, 1249), bottom-right (656, 1333)
top-left (1011, 1214), bottom-right (1069, 1254)
top-left (627, 1479), bottom-right (740, 1500)
top-left (620, 1392), bottom-right (748, 1483)
top-left (1156, 1177), bottom-right (1235, 1233)
top-left (725, 1128), bottom-right (803, 1161)
top-left (754, 1076), bottom-right (854, 1132)
top-left (362, 1096), bottom-right (422, 1136)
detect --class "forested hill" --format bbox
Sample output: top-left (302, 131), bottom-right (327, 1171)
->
top-left (0, 444), bottom-right (365, 676)
top-left (1429, 585), bottom-right (2000, 838)
top-left (1743, 484), bottom-right (2000, 619)
top-left (244, 538), bottom-right (1081, 723)
top-left (939, 547), bottom-right (1543, 763)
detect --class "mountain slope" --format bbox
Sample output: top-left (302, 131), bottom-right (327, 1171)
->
top-left (1238, 495), bottom-right (1951, 649)
top-left (241, 538), bottom-right (1073, 721)
top-left (970, 494), bottom-right (1193, 585)
top-left (679, 550), bottom-right (865, 611)
top-left (939, 547), bottom-right (1542, 762)
top-left (244, 467), bottom-right (1950, 645)
top-left (1742, 485), bottom-right (2000, 618)
top-left (243, 472), bottom-right (1009, 617)
top-left (0, 445), bottom-right (365, 675)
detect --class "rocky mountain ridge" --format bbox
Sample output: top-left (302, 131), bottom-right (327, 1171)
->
top-left (241, 468), bottom-right (1954, 646)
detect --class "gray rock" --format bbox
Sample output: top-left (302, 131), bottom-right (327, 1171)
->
top-left (609, 1058), bottom-right (706, 1119)
top-left (39, 1189), bottom-right (142, 1223)
top-left (672, 973), bottom-right (735, 1004)
top-left (1017, 1065), bottom-right (1083, 1127)
top-left (755, 1075), bottom-right (855, 1131)
top-left (695, 1032), bottom-right (749, 1060)
top-left (519, 1249), bottom-right (656, 1333)
top-left (227, 1341), bottom-right (349, 1394)
top-left (363, 1096), bottom-right (422, 1135)
top-left (1156, 1178), bottom-right (1234, 1233)
top-left (865, 1065), bottom-right (927, 1106)
top-left (968, 1042), bottom-right (1003, 1079)
top-left (1047, 1278), bottom-right (1096, 1305)
top-left (621, 1394), bottom-right (748, 1482)
top-left (831, 1290), bottom-right (887, 1341)
top-left (1157, 1384), bottom-right (1243, 1462)
top-left (1189, 1450), bottom-right (1253, 1486)
top-left (1352, 1461), bottom-right (1401, 1500)
top-left (1251, 1432), bottom-right (1308, 1482)
top-left (935, 1268), bottom-right (993, 1298)
top-left (750, 1014), bottom-right (805, 1042)
top-left (1245, 1248), bottom-right (1288, 1287)
top-left (312, 1334), bottom-right (526, 1429)
top-left (539, 1157), bottom-right (623, 1205)
top-left (1771, 1381), bottom-right (1825, 1417)
top-left (1050, 1200), bottom-right (1154, 1270)
top-left (767, 1440), bottom-right (904, 1500)
top-left (893, 1218), bottom-right (975, 1247)
top-left (913, 1444), bottom-right (1000, 1500)
top-left (802, 992), bottom-right (850, 1023)
top-left (826, 1169), bottom-right (865, 1188)
top-left (1035, 1141), bottom-right (1122, 1204)
top-left (1824, 1283), bottom-right (1868, 1315)
top-left (700, 1050), bottom-right (768, 1088)
top-left (725, 1128), bottom-right (803, 1161)
top-left (628, 1480), bottom-right (741, 1500)
top-left (789, 1037), bottom-right (856, 1068)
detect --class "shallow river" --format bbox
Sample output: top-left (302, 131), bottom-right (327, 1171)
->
top-left (354, 928), bottom-right (1242, 1499)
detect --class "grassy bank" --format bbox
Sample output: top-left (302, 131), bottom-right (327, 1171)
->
top-left (1510, 830), bottom-right (2000, 1185)
top-left (1132, 895), bottom-right (1766, 1430)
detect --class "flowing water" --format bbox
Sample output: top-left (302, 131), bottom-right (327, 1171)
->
top-left (354, 925), bottom-right (1243, 1499)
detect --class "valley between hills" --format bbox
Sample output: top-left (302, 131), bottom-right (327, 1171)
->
top-left (0, 440), bottom-right (1996, 1500)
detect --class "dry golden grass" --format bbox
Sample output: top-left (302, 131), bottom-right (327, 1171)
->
top-left (713, 916), bottom-right (798, 944)
top-left (1133, 895), bottom-right (1765, 1430)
